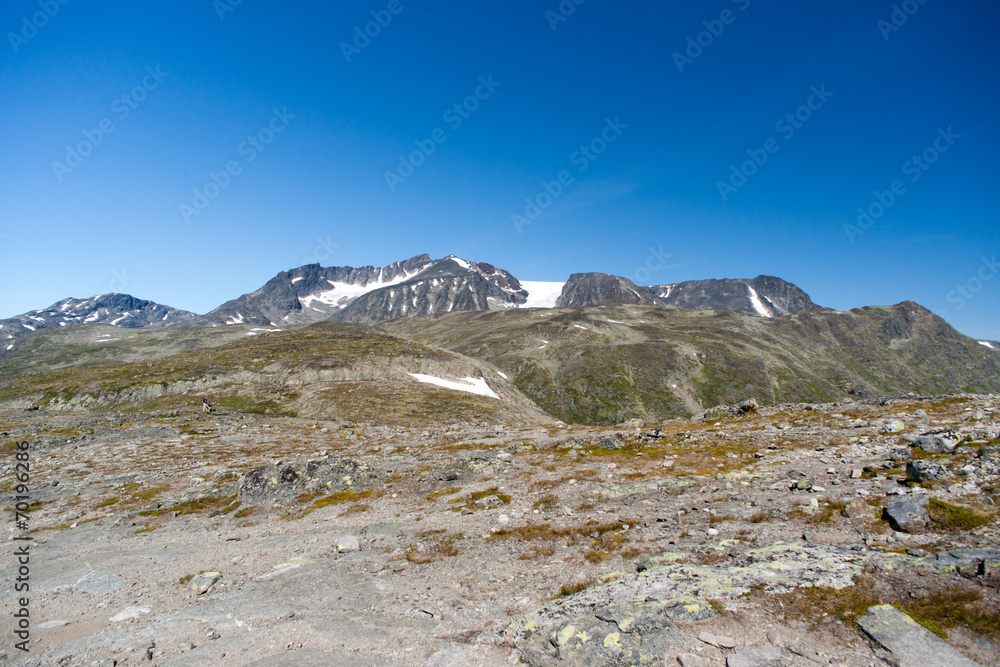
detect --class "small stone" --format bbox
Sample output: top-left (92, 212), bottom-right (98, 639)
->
top-left (475, 494), bottom-right (503, 509)
top-left (678, 654), bottom-right (712, 667)
top-left (109, 606), bottom-right (150, 622)
top-left (906, 547), bottom-right (932, 558)
top-left (881, 420), bottom-right (906, 433)
top-left (726, 646), bottom-right (783, 667)
top-left (190, 572), bottom-right (221, 595)
top-left (706, 528), bottom-right (720, 537)
top-left (337, 535), bottom-right (360, 552)
top-left (698, 631), bottom-right (737, 649)
top-left (850, 469), bottom-right (863, 479)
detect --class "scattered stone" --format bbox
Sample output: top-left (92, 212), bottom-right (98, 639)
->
top-left (911, 435), bottom-right (958, 454)
top-left (726, 646), bottom-right (784, 667)
top-left (906, 460), bottom-right (950, 483)
top-left (978, 443), bottom-right (1000, 460)
top-left (190, 571), bottom-right (221, 595)
top-left (698, 631), bottom-right (737, 649)
top-left (882, 420), bottom-right (906, 433)
top-left (850, 469), bottom-right (863, 479)
top-left (841, 500), bottom-right (869, 519)
top-left (239, 456), bottom-right (381, 501)
top-left (475, 494), bottom-right (503, 509)
top-left (883, 497), bottom-right (929, 533)
top-left (109, 606), bottom-right (150, 623)
top-left (336, 535), bottom-right (360, 553)
top-left (857, 604), bottom-right (982, 667)
top-left (677, 654), bottom-right (711, 667)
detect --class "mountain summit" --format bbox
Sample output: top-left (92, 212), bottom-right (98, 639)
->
top-left (3, 254), bottom-right (821, 334)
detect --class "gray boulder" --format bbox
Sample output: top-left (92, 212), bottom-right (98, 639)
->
top-left (239, 456), bottom-right (381, 501)
top-left (857, 604), bottom-right (981, 667)
top-left (906, 460), bottom-right (950, 483)
top-left (883, 497), bottom-right (929, 533)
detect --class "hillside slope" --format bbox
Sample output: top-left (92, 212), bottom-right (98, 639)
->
top-left (382, 302), bottom-right (1000, 424)
top-left (0, 322), bottom-right (550, 426)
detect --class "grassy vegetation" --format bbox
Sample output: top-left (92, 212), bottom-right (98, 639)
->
top-left (925, 498), bottom-right (992, 530)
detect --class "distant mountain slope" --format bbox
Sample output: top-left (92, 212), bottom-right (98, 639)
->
top-left (185, 254), bottom-right (438, 327)
top-left (383, 301), bottom-right (1000, 425)
top-left (979, 340), bottom-right (999, 352)
top-left (0, 294), bottom-right (195, 340)
top-left (3, 255), bottom-right (825, 337)
top-left (0, 321), bottom-right (551, 425)
top-left (557, 273), bottom-right (817, 317)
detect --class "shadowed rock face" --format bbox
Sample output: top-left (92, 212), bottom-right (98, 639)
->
top-left (555, 272), bottom-right (818, 317)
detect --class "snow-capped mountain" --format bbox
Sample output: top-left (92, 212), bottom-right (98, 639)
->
top-left (183, 254), bottom-right (528, 327)
top-left (0, 294), bottom-right (195, 340)
top-left (1, 254), bottom-right (823, 335)
top-left (555, 273), bottom-right (817, 317)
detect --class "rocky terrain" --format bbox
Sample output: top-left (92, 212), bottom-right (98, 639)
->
top-left (2, 394), bottom-right (999, 666)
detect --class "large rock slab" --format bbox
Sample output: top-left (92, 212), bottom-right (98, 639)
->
top-left (857, 604), bottom-right (981, 667)
top-left (883, 496), bottom-right (929, 533)
top-left (906, 459), bottom-right (950, 483)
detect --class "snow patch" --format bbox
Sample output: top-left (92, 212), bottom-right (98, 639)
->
top-left (573, 324), bottom-right (589, 331)
top-left (497, 371), bottom-right (508, 380)
top-left (447, 255), bottom-right (472, 270)
top-left (22, 324), bottom-right (35, 331)
top-left (746, 285), bottom-right (773, 318)
top-left (5, 344), bottom-right (12, 351)
top-left (979, 341), bottom-right (996, 349)
top-left (520, 281), bottom-right (565, 308)
top-left (225, 313), bottom-right (245, 325)
top-left (291, 276), bottom-right (304, 284)
top-left (407, 373), bottom-right (499, 399)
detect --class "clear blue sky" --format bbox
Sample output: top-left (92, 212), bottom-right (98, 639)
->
top-left (2, 1), bottom-right (998, 339)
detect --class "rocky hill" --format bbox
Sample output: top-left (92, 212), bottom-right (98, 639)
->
top-left (556, 273), bottom-right (817, 318)
top-left (0, 294), bottom-right (195, 340)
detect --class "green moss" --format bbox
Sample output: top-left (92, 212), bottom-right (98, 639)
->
top-left (925, 498), bottom-right (992, 530)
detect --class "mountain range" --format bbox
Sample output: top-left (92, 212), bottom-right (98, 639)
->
top-left (1, 254), bottom-right (821, 339)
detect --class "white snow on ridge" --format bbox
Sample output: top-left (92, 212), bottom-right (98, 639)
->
top-left (300, 269), bottom-right (424, 311)
top-left (520, 281), bottom-right (565, 309)
top-left (447, 255), bottom-right (472, 270)
top-left (225, 313), bottom-right (245, 325)
top-left (407, 373), bottom-right (499, 399)
top-left (979, 341), bottom-right (996, 349)
top-left (291, 276), bottom-right (304, 284)
top-left (746, 285), bottom-right (773, 318)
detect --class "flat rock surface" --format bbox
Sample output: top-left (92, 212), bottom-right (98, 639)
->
top-left (858, 604), bottom-right (983, 667)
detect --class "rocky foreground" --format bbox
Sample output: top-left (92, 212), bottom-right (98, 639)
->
top-left (2, 396), bottom-right (999, 666)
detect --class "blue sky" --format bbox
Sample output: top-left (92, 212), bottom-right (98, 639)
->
top-left (2, 0), bottom-right (998, 339)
